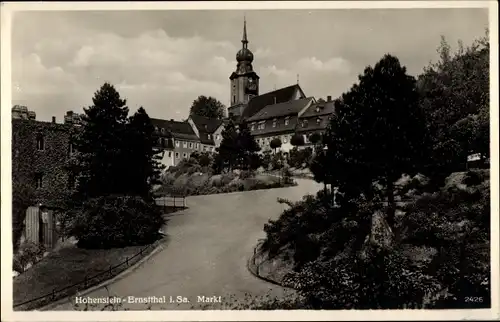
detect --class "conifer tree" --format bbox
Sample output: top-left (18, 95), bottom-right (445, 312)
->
top-left (216, 120), bottom-right (239, 171)
top-left (75, 83), bottom-right (129, 198)
top-left (126, 107), bottom-right (165, 197)
top-left (237, 122), bottom-right (261, 169)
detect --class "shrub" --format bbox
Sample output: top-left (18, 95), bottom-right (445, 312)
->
top-left (12, 182), bottom-right (35, 252)
top-left (239, 170), bottom-right (255, 180)
top-left (13, 241), bottom-right (46, 273)
top-left (63, 196), bottom-right (165, 249)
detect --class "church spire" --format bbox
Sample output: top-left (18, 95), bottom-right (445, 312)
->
top-left (242, 16), bottom-right (248, 48)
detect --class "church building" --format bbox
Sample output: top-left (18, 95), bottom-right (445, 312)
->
top-left (226, 19), bottom-right (333, 152)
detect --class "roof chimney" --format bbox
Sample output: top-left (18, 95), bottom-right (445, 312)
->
top-left (170, 119), bottom-right (174, 122)
top-left (52, 116), bottom-right (56, 123)
top-left (327, 95), bottom-right (332, 102)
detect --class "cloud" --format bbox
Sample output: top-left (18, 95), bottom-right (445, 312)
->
top-left (297, 57), bottom-right (351, 74)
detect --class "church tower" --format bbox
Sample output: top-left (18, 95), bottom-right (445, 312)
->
top-left (228, 17), bottom-right (260, 118)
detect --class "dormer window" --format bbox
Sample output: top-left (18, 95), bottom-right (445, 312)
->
top-left (301, 120), bottom-right (308, 128)
top-left (161, 128), bottom-right (165, 134)
top-left (316, 107), bottom-right (321, 113)
top-left (251, 123), bottom-right (255, 131)
top-left (316, 117), bottom-right (321, 124)
top-left (272, 119), bottom-right (277, 128)
top-left (284, 117), bottom-right (290, 126)
top-left (208, 134), bottom-right (211, 140)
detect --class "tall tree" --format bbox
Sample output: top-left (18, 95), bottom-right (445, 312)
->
top-left (74, 83), bottom-right (130, 198)
top-left (314, 54), bottom-right (429, 228)
top-left (236, 122), bottom-right (261, 169)
top-left (418, 31), bottom-right (490, 181)
top-left (126, 107), bottom-right (165, 197)
top-left (189, 95), bottom-right (226, 120)
top-left (215, 120), bottom-right (239, 171)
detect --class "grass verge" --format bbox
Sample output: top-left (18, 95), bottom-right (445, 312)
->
top-left (13, 239), bottom-right (162, 311)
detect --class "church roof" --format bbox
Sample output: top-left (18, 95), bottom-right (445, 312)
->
top-left (241, 84), bottom-right (305, 120)
top-left (247, 97), bottom-right (314, 122)
top-left (150, 118), bottom-right (199, 141)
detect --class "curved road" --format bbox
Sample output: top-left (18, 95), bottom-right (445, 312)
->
top-left (51, 178), bottom-right (322, 310)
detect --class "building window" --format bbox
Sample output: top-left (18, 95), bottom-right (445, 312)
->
top-left (233, 95), bottom-right (236, 103)
top-left (36, 135), bottom-right (45, 151)
top-left (196, 143), bottom-right (200, 149)
top-left (284, 117), bottom-right (290, 126)
top-left (251, 123), bottom-right (255, 131)
top-left (203, 146), bottom-right (207, 151)
top-left (316, 117), bottom-right (321, 124)
top-left (168, 151), bottom-right (172, 157)
top-left (283, 136), bottom-right (288, 143)
top-left (208, 134), bottom-right (211, 140)
top-left (155, 127), bottom-right (159, 132)
top-left (189, 142), bottom-right (193, 148)
top-left (160, 128), bottom-right (164, 133)
top-left (183, 142), bottom-right (187, 148)
top-left (175, 152), bottom-right (180, 158)
top-left (301, 120), bottom-right (308, 128)
top-left (35, 173), bottom-right (43, 189)
top-left (272, 119), bottom-right (277, 128)
top-left (316, 107), bottom-right (320, 113)
top-left (176, 141), bottom-right (180, 148)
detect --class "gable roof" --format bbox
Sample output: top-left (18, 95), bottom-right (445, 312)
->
top-left (150, 118), bottom-right (199, 141)
top-left (299, 100), bottom-right (335, 118)
top-left (189, 114), bottom-right (224, 134)
top-left (241, 84), bottom-right (305, 119)
top-left (246, 97), bottom-right (314, 122)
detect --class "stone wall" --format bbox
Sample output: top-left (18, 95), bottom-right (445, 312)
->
top-left (12, 119), bottom-right (76, 207)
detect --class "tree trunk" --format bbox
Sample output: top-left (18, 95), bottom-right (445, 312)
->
top-left (386, 179), bottom-right (396, 229)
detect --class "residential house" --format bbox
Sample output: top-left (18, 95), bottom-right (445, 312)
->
top-left (247, 97), bottom-right (314, 153)
top-left (187, 115), bottom-right (225, 153)
top-left (151, 118), bottom-right (201, 167)
top-left (297, 96), bottom-right (335, 146)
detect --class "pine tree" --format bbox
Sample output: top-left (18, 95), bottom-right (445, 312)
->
top-left (75, 83), bottom-right (129, 198)
top-left (216, 120), bottom-right (239, 171)
top-left (237, 122), bottom-right (261, 169)
top-left (126, 107), bottom-right (165, 197)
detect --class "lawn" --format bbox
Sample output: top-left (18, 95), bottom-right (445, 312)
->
top-left (13, 240), bottom-right (161, 311)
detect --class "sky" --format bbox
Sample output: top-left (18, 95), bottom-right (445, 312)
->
top-left (11, 7), bottom-right (489, 122)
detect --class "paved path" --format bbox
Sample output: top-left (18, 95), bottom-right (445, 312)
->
top-left (50, 178), bottom-right (322, 310)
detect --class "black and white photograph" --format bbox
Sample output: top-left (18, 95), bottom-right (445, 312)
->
top-left (1, 1), bottom-right (498, 320)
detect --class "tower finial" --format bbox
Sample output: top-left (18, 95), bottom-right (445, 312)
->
top-left (242, 15), bottom-right (248, 48)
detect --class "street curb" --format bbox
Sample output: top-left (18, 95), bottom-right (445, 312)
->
top-left (246, 242), bottom-right (289, 288)
top-left (39, 239), bottom-right (166, 311)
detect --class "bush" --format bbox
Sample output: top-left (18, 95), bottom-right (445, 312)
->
top-left (13, 241), bottom-right (46, 273)
top-left (63, 196), bottom-right (165, 249)
top-left (239, 170), bottom-right (255, 180)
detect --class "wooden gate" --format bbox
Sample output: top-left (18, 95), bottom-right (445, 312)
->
top-left (24, 206), bottom-right (58, 250)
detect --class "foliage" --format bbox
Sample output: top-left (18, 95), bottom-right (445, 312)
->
top-left (189, 151), bottom-right (214, 168)
top-left (214, 120), bottom-right (239, 171)
top-left (12, 181), bottom-right (35, 252)
top-left (417, 31), bottom-right (489, 185)
top-left (13, 242), bottom-right (46, 273)
top-left (314, 54), bottom-right (429, 227)
top-left (61, 195), bottom-right (165, 249)
top-left (214, 121), bottom-right (260, 172)
top-left (308, 132), bottom-right (322, 146)
top-left (270, 137), bottom-right (282, 153)
top-left (236, 122), bottom-right (261, 169)
top-left (288, 147), bottom-right (313, 169)
top-left (125, 107), bottom-right (165, 197)
top-left (189, 95), bottom-right (226, 120)
top-left (290, 133), bottom-right (305, 147)
top-left (75, 83), bottom-right (162, 200)
top-left (74, 83), bottom-right (130, 199)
